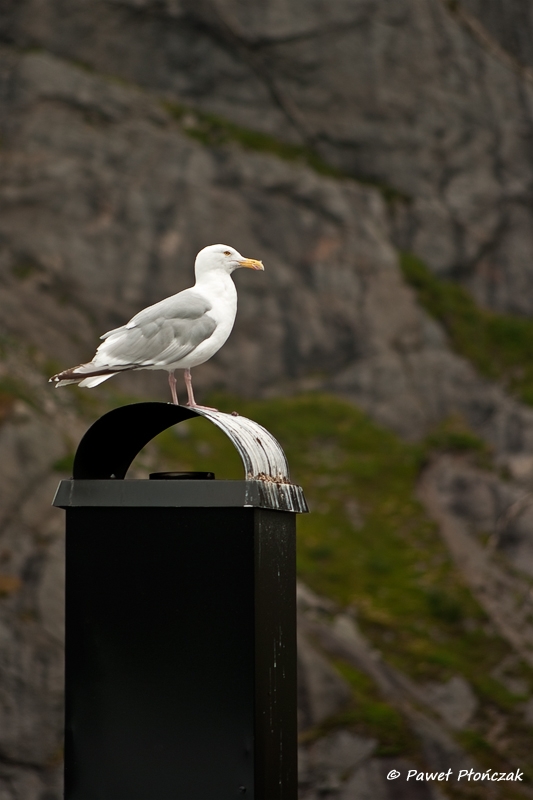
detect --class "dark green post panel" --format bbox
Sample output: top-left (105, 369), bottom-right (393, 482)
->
top-left (53, 403), bottom-right (307, 800)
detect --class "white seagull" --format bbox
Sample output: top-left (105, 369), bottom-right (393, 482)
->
top-left (49, 244), bottom-right (264, 407)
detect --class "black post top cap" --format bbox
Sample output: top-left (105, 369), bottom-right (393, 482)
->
top-left (65, 402), bottom-right (308, 513)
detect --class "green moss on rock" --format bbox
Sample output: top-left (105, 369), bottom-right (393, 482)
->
top-left (152, 394), bottom-right (530, 698)
top-left (400, 252), bottom-right (533, 406)
top-left (163, 102), bottom-right (409, 203)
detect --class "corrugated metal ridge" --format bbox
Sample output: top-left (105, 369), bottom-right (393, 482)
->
top-left (248, 479), bottom-right (308, 514)
top-left (194, 409), bottom-right (290, 482)
top-left (194, 409), bottom-right (308, 513)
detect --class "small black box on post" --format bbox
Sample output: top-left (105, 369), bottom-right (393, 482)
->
top-left (53, 403), bottom-right (307, 800)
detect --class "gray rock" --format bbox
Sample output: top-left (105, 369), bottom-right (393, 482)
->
top-left (409, 712), bottom-right (476, 777)
top-left (310, 730), bottom-right (377, 775)
top-left (505, 454), bottom-right (533, 484)
top-left (425, 455), bottom-right (533, 578)
top-left (297, 582), bottom-right (337, 615)
top-left (302, 730), bottom-right (377, 796)
top-left (0, 407), bottom-right (64, 531)
top-left (37, 536), bottom-right (65, 645)
top-left (0, 400), bottom-right (70, 780)
top-left (298, 634), bottom-right (353, 731)
top-left (418, 676), bottom-right (477, 731)
top-left (340, 758), bottom-right (441, 800)
top-left (523, 698), bottom-right (533, 727)
top-left (491, 655), bottom-right (530, 697)
top-left (461, 0), bottom-right (533, 68)
top-left (0, 619), bottom-right (63, 764)
top-left (0, 763), bottom-right (61, 800)
top-left (7, 0), bottom-right (533, 317)
top-left (4, 47), bottom-right (533, 454)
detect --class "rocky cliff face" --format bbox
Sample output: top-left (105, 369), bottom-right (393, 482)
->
top-left (3, 45), bottom-right (533, 452)
top-left (1, 1), bottom-right (533, 798)
top-left (462, 0), bottom-right (533, 68)
top-left (5, 0), bottom-right (533, 316)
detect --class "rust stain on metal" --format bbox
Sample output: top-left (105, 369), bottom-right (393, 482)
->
top-left (254, 472), bottom-right (290, 485)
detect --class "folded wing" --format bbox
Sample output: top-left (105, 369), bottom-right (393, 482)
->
top-left (50, 289), bottom-right (217, 387)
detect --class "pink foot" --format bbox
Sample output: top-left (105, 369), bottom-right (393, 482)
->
top-left (186, 403), bottom-right (219, 412)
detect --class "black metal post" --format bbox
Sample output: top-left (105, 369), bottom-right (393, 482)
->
top-left (53, 403), bottom-right (305, 800)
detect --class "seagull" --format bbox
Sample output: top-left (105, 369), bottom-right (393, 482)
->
top-left (49, 244), bottom-right (264, 407)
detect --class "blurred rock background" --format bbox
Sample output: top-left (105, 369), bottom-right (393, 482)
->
top-left (1, 1), bottom-right (533, 797)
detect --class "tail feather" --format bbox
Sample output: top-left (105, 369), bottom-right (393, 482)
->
top-left (49, 363), bottom-right (120, 389)
top-left (78, 374), bottom-right (114, 388)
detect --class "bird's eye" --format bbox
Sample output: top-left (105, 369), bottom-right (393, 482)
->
top-left (224, 250), bottom-right (231, 256)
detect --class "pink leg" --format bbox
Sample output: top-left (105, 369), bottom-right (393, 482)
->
top-left (184, 369), bottom-right (218, 411)
top-left (168, 371), bottom-right (179, 405)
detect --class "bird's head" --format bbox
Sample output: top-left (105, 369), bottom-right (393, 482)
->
top-left (195, 244), bottom-right (264, 277)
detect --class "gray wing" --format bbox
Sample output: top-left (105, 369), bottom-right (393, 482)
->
top-left (101, 290), bottom-right (212, 338)
top-left (96, 289), bottom-right (216, 368)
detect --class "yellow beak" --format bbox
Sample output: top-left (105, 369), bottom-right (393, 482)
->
top-left (239, 258), bottom-right (264, 271)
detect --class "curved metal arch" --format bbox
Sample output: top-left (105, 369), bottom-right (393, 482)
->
top-left (73, 402), bottom-right (292, 485)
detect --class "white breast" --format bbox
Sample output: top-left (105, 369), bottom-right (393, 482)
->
top-left (168, 271), bottom-right (238, 370)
